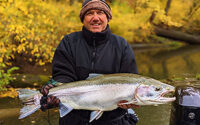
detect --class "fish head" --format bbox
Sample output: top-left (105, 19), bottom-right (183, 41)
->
top-left (135, 84), bottom-right (175, 105)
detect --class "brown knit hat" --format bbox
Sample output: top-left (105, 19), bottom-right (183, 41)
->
top-left (80, 0), bottom-right (112, 22)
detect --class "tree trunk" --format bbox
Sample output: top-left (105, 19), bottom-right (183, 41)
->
top-left (165, 0), bottom-right (172, 15)
top-left (154, 26), bottom-right (200, 44)
top-left (149, 4), bottom-right (200, 44)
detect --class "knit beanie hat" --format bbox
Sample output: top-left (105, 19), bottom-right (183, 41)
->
top-left (80, 0), bottom-right (112, 22)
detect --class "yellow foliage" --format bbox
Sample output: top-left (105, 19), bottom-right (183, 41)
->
top-left (153, 10), bottom-right (182, 27)
top-left (0, 88), bottom-right (18, 98)
top-left (0, 0), bottom-right (199, 68)
top-left (168, 0), bottom-right (192, 22)
top-left (0, 0), bottom-right (82, 66)
top-left (110, 0), bottom-right (154, 42)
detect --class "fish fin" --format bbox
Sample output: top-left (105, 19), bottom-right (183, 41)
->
top-left (95, 111), bottom-right (104, 120)
top-left (127, 108), bottom-right (135, 114)
top-left (59, 103), bottom-right (73, 117)
top-left (17, 89), bottom-right (40, 102)
top-left (127, 109), bottom-right (139, 121)
top-left (19, 105), bottom-right (41, 119)
top-left (89, 110), bottom-right (103, 122)
top-left (18, 89), bottom-right (41, 119)
top-left (86, 73), bottom-right (103, 80)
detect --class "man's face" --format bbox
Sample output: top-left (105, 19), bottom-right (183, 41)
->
top-left (83, 9), bottom-right (108, 33)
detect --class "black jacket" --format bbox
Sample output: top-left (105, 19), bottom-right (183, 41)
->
top-left (52, 26), bottom-right (137, 82)
top-left (52, 26), bottom-right (138, 125)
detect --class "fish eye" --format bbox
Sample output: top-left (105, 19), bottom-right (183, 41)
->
top-left (155, 87), bottom-right (161, 91)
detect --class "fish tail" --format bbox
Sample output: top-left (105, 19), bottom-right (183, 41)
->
top-left (17, 89), bottom-right (42, 119)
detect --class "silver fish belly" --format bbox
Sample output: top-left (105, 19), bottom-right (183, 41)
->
top-left (50, 84), bottom-right (137, 111)
top-left (18, 73), bottom-right (175, 122)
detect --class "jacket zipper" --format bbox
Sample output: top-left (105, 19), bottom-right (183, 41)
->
top-left (91, 37), bottom-right (96, 72)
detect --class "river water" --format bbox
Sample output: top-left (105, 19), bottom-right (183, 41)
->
top-left (0, 44), bottom-right (200, 125)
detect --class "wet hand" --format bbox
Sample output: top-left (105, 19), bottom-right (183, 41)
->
top-left (117, 100), bottom-right (140, 109)
top-left (40, 83), bottom-right (55, 96)
top-left (40, 95), bottom-right (60, 111)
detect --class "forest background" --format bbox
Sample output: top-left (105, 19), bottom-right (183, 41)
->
top-left (0, 0), bottom-right (200, 90)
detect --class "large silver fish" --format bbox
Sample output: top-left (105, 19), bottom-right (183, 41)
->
top-left (18, 73), bottom-right (175, 122)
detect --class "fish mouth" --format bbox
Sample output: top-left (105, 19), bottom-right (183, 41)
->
top-left (135, 85), bottom-right (176, 104)
top-left (154, 90), bottom-right (176, 103)
top-left (161, 90), bottom-right (175, 98)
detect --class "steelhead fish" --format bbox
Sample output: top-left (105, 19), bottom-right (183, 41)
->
top-left (18, 73), bottom-right (175, 122)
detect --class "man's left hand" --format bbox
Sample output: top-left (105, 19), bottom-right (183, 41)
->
top-left (117, 100), bottom-right (140, 109)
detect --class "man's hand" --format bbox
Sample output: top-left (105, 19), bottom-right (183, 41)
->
top-left (40, 83), bottom-right (55, 96)
top-left (40, 83), bottom-right (60, 111)
top-left (117, 100), bottom-right (140, 109)
top-left (40, 95), bottom-right (60, 111)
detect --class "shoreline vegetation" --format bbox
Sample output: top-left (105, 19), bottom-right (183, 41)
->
top-left (0, 0), bottom-right (200, 90)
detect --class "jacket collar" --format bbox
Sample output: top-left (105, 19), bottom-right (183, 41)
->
top-left (82, 25), bottom-right (111, 47)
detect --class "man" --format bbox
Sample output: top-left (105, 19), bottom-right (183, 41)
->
top-left (41, 0), bottom-right (138, 124)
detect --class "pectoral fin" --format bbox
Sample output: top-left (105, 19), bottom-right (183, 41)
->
top-left (59, 103), bottom-right (73, 117)
top-left (127, 108), bottom-right (135, 114)
top-left (90, 110), bottom-right (104, 122)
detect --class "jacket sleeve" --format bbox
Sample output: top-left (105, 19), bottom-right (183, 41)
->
top-left (120, 42), bottom-right (138, 74)
top-left (52, 36), bottom-right (78, 83)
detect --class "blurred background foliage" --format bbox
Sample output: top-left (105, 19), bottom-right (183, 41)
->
top-left (0, 0), bottom-right (200, 90)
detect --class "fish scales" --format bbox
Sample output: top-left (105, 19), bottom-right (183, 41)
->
top-left (51, 74), bottom-right (141, 90)
top-left (50, 83), bottom-right (137, 111)
top-left (18, 73), bottom-right (176, 122)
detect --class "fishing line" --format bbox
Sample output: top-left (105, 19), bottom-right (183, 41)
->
top-left (47, 110), bottom-right (52, 125)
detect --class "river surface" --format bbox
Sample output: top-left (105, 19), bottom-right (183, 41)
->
top-left (1, 44), bottom-right (200, 125)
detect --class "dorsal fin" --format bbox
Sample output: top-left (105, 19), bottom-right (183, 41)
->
top-left (86, 73), bottom-right (103, 80)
